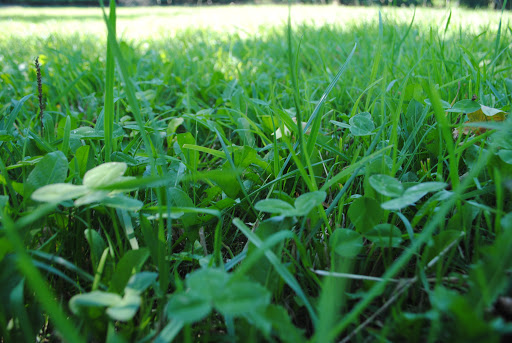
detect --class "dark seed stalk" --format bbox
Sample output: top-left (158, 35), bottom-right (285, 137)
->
top-left (35, 56), bottom-right (44, 134)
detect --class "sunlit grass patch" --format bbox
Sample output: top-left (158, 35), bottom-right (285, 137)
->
top-left (1, 5), bottom-right (510, 39)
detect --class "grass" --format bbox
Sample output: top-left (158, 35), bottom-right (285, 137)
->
top-left (1, 3), bottom-right (512, 342)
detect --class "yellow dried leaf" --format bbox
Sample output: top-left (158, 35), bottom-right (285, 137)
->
top-left (467, 106), bottom-right (507, 123)
top-left (456, 105), bottom-right (509, 137)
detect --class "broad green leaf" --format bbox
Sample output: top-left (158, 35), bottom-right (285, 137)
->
top-left (406, 182), bottom-right (447, 195)
top-left (369, 174), bottom-right (404, 197)
top-left (185, 268), bottom-right (228, 300)
top-left (382, 182), bottom-right (447, 210)
top-left (256, 192), bottom-right (326, 217)
top-left (69, 291), bottom-right (121, 314)
top-left (109, 249), bottom-right (150, 293)
top-left (330, 228), bottom-right (363, 258)
top-left (447, 99), bottom-right (481, 113)
top-left (349, 112), bottom-right (375, 136)
top-left (26, 151), bottom-right (68, 195)
top-left (381, 193), bottom-right (427, 210)
top-left (216, 281), bottom-right (270, 316)
top-left (126, 272), bottom-right (158, 294)
top-left (167, 117), bottom-right (184, 136)
top-left (166, 292), bottom-right (211, 324)
top-left (69, 145), bottom-right (94, 178)
top-left (230, 145), bottom-right (259, 169)
top-left (348, 197), bottom-right (383, 233)
top-left (365, 224), bottom-right (402, 248)
top-left (32, 183), bottom-right (88, 203)
top-left (405, 99), bottom-right (424, 134)
top-left (498, 150), bottom-right (512, 164)
top-left (177, 132), bottom-right (198, 171)
top-left (404, 83), bottom-right (424, 102)
top-left (200, 168), bottom-right (241, 199)
top-left (70, 126), bottom-right (103, 139)
top-left (294, 191), bottom-right (326, 215)
top-left (255, 199), bottom-right (295, 215)
top-left (492, 131), bottom-right (512, 150)
top-left (83, 162), bottom-right (128, 189)
top-left (106, 292), bottom-right (141, 321)
top-left (84, 229), bottom-right (106, 264)
top-left (167, 187), bottom-right (197, 227)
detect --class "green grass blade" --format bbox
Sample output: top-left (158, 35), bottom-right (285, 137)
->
top-left (103, 0), bottom-right (116, 162)
top-left (321, 145), bottom-right (392, 192)
top-left (233, 218), bottom-right (318, 324)
top-left (364, 11), bottom-right (382, 112)
top-left (1, 213), bottom-right (85, 343)
top-left (276, 43), bottom-right (357, 180)
top-left (61, 115), bottom-right (70, 157)
top-left (325, 132), bottom-right (497, 340)
top-left (154, 320), bottom-right (185, 343)
top-left (99, 0), bottom-right (157, 173)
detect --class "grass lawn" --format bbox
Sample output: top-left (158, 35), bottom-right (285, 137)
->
top-left (1, 4), bottom-right (512, 342)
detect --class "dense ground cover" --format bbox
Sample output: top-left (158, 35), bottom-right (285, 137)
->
top-left (1, 4), bottom-right (512, 342)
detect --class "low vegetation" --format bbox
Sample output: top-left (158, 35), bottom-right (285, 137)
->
top-left (1, 4), bottom-right (511, 342)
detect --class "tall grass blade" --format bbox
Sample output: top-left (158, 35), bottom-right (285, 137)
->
top-left (233, 218), bottom-right (318, 323)
top-left (1, 213), bottom-right (85, 343)
top-left (103, 0), bottom-right (116, 162)
top-left (325, 134), bottom-right (497, 341)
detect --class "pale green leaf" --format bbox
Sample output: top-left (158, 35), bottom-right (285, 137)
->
top-left (69, 291), bottom-right (121, 314)
top-left (74, 190), bottom-right (109, 206)
top-left (166, 293), bottom-right (211, 324)
top-left (349, 112), bottom-right (375, 136)
top-left (330, 229), bottom-right (363, 258)
top-left (348, 197), bottom-right (383, 233)
top-left (106, 293), bottom-right (141, 321)
top-left (365, 224), bottom-right (403, 248)
top-left (216, 281), bottom-right (270, 316)
top-left (26, 151), bottom-right (68, 194)
top-left (31, 183), bottom-right (88, 203)
top-left (294, 191), bottom-right (326, 215)
top-left (369, 174), bottom-right (404, 197)
top-left (255, 199), bottom-right (295, 215)
top-left (83, 162), bottom-right (128, 189)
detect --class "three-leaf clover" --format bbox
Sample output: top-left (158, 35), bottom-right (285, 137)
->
top-left (31, 162), bottom-right (142, 210)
